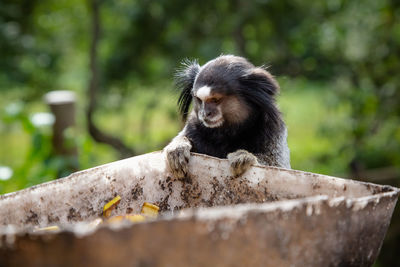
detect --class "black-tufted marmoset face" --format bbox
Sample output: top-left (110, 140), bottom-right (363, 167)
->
top-left (192, 85), bottom-right (250, 129)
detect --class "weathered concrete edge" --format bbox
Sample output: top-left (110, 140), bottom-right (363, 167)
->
top-left (1, 151), bottom-right (399, 201)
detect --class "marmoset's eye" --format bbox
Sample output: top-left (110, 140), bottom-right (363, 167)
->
top-left (209, 98), bottom-right (221, 104)
top-left (194, 96), bottom-right (201, 103)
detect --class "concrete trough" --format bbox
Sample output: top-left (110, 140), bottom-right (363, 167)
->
top-left (0, 151), bottom-right (398, 267)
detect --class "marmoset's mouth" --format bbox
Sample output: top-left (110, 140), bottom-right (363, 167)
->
top-left (202, 117), bottom-right (224, 128)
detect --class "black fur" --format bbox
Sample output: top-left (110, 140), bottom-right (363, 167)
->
top-left (237, 73), bottom-right (283, 141)
top-left (185, 110), bottom-right (267, 158)
top-left (175, 55), bottom-right (288, 167)
top-left (176, 59), bottom-right (200, 120)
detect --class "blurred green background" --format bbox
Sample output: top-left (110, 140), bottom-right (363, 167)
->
top-left (0, 0), bottom-right (399, 265)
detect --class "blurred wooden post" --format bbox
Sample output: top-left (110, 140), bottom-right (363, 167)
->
top-left (44, 91), bottom-right (78, 167)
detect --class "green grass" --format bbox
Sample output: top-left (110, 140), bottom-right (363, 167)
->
top-left (278, 77), bottom-right (350, 176)
top-left (0, 78), bottom-right (350, 194)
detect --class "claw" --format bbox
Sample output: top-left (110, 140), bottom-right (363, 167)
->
top-left (164, 141), bottom-right (192, 179)
top-left (227, 150), bottom-right (258, 177)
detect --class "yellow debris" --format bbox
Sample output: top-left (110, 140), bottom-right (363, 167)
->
top-left (125, 214), bottom-right (146, 223)
top-left (102, 196), bottom-right (159, 222)
top-left (107, 215), bottom-right (125, 224)
top-left (107, 214), bottom-right (146, 224)
top-left (34, 225), bottom-right (60, 232)
top-left (103, 195), bottom-right (121, 218)
top-left (141, 202), bottom-right (159, 218)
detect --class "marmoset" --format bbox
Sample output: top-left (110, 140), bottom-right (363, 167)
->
top-left (164, 55), bottom-right (290, 178)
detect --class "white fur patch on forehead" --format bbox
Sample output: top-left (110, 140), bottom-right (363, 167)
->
top-left (195, 86), bottom-right (212, 101)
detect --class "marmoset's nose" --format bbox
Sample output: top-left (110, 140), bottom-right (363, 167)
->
top-left (204, 104), bottom-right (216, 118)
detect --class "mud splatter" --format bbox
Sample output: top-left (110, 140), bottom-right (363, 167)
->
top-left (25, 210), bottom-right (39, 225)
top-left (67, 208), bottom-right (82, 221)
top-left (131, 184), bottom-right (143, 200)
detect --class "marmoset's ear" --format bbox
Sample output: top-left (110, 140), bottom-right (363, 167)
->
top-left (176, 59), bottom-right (200, 120)
top-left (239, 67), bottom-right (279, 97)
